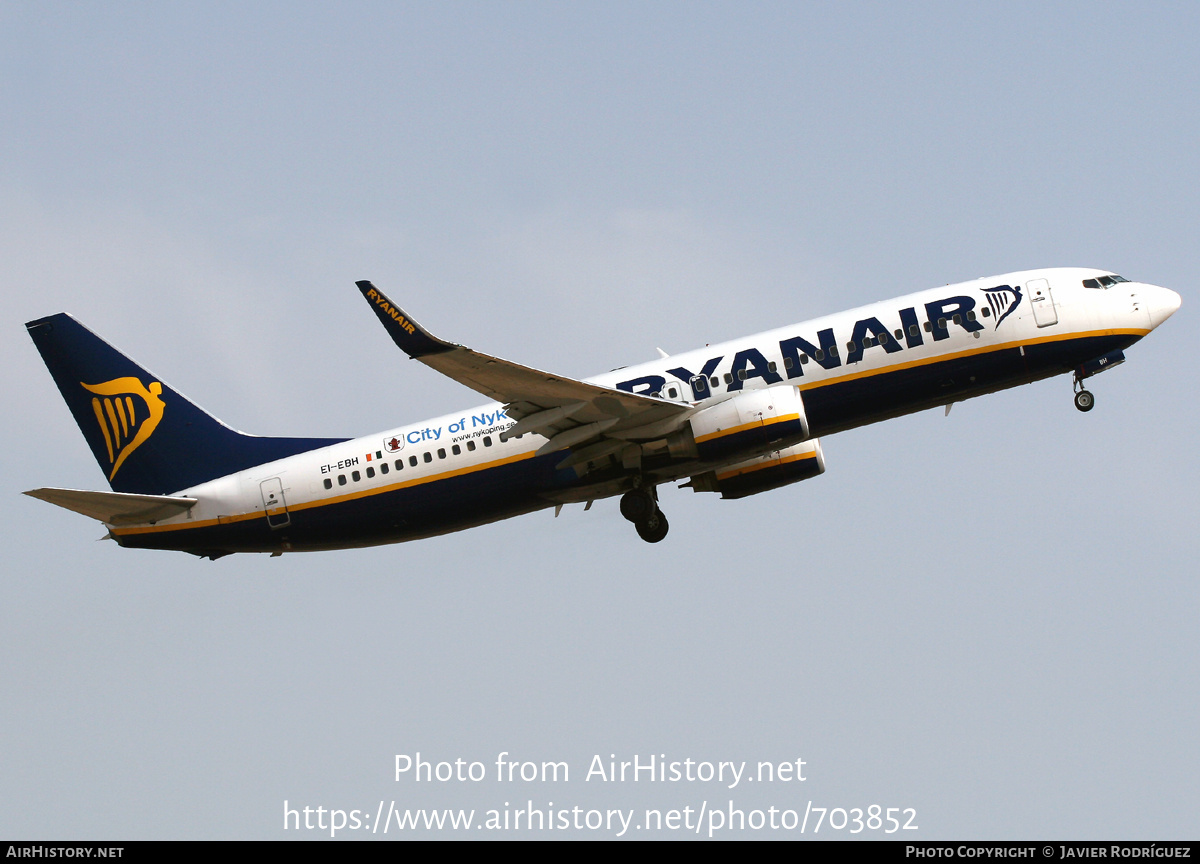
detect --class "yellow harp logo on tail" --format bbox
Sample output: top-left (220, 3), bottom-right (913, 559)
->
top-left (81, 377), bottom-right (166, 480)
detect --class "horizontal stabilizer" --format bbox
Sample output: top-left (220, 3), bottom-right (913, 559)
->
top-left (24, 487), bottom-right (197, 525)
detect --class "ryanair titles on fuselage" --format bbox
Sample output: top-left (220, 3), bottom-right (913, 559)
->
top-left (614, 290), bottom-right (1000, 399)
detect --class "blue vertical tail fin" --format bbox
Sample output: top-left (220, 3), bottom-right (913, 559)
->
top-left (26, 313), bottom-right (346, 495)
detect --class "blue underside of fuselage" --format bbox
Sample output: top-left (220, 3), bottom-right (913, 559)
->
top-left (118, 332), bottom-right (1138, 556)
top-left (804, 332), bottom-right (1135, 436)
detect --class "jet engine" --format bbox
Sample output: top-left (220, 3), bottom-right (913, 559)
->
top-left (685, 438), bottom-right (826, 500)
top-left (687, 384), bottom-right (810, 464)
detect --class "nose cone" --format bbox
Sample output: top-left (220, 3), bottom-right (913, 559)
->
top-left (1144, 284), bottom-right (1182, 330)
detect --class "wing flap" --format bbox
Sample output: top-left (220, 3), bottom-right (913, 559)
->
top-left (25, 487), bottom-right (197, 525)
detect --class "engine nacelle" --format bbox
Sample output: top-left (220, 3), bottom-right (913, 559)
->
top-left (688, 384), bottom-right (810, 464)
top-left (686, 438), bottom-right (826, 500)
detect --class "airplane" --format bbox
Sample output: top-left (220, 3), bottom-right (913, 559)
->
top-left (24, 267), bottom-right (1180, 558)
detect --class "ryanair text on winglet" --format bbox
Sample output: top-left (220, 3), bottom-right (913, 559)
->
top-left (367, 288), bottom-right (417, 335)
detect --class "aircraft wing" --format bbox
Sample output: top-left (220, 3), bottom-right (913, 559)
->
top-left (25, 487), bottom-right (197, 525)
top-left (356, 281), bottom-right (689, 455)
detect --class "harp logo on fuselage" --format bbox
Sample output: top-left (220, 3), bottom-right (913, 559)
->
top-left (982, 284), bottom-right (1023, 329)
top-left (81, 377), bottom-right (166, 480)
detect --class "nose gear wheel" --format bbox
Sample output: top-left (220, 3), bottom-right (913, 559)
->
top-left (1072, 370), bottom-right (1096, 412)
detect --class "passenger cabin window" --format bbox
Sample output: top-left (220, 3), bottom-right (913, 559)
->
top-left (380, 463), bottom-right (388, 475)
top-left (323, 478), bottom-right (332, 490)
top-left (395, 459), bottom-right (404, 470)
top-left (467, 440), bottom-right (476, 452)
top-left (352, 470), bottom-right (361, 482)
top-left (452, 444), bottom-right (461, 455)
top-left (437, 448), bottom-right (446, 459)
top-left (423, 452), bottom-right (432, 463)
top-left (981, 308), bottom-right (991, 317)
top-left (909, 324), bottom-right (920, 337)
top-left (366, 466), bottom-right (375, 478)
top-left (338, 474), bottom-right (347, 486)
top-left (484, 436), bottom-right (492, 447)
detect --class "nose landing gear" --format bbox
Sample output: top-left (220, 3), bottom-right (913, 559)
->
top-left (1071, 349), bottom-right (1127, 412)
top-left (1072, 370), bottom-right (1095, 413)
top-left (620, 486), bottom-right (669, 543)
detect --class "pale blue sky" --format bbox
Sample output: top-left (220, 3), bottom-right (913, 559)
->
top-left (2, 2), bottom-right (1196, 838)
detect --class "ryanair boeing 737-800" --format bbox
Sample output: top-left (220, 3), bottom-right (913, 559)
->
top-left (24, 268), bottom-right (1180, 558)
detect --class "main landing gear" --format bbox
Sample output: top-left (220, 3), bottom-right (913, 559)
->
top-left (1072, 370), bottom-right (1095, 413)
top-left (620, 486), bottom-right (669, 543)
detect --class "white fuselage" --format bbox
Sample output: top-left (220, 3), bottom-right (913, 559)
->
top-left (107, 267), bottom-right (1179, 554)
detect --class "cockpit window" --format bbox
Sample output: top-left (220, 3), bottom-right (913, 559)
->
top-left (1083, 274), bottom-right (1130, 289)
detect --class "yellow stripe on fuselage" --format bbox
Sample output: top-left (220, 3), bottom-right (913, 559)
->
top-left (793, 327), bottom-right (1147, 392)
top-left (112, 328), bottom-right (1144, 537)
top-left (110, 449), bottom-right (539, 536)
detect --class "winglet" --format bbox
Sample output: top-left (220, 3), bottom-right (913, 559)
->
top-left (356, 281), bottom-right (456, 358)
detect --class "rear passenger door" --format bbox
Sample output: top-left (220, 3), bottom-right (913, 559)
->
top-left (260, 477), bottom-right (290, 529)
